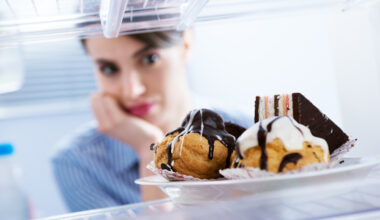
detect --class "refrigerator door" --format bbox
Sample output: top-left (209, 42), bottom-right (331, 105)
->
top-left (0, 0), bottom-right (371, 47)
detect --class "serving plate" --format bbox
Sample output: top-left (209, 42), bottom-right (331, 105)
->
top-left (135, 157), bottom-right (379, 204)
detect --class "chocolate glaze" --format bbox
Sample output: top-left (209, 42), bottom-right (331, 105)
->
top-left (258, 123), bottom-right (268, 170)
top-left (162, 109), bottom-right (236, 171)
top-left (224, 122), bottom-right (246, 140)
top-left (278, 153), bottom-right (302, 172)
top-left (266, 116), bottom-right (282, 132)
top-left (254, 97), bottom-right (260, 123)
top-left (233, 141), bottom-right (242, 168)
top-left (233, 157), bottom-right (240, 168)
top-left (292, 93), bottom-right (349, 154)
top-left (161, 163), bottom-right (173, 171)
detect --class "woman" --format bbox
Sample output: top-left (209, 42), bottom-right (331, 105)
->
top-left (53, 30), bottom-right (249, 212)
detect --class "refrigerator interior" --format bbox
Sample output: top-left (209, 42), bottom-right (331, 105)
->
top-left (0, 0), bottom-right (380, 218)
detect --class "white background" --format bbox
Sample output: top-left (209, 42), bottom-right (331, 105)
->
top-left (0, 3), bottom-right (380, 218)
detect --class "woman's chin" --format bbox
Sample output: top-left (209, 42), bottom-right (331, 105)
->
top-left (140, 108), bottom-right (163, 125)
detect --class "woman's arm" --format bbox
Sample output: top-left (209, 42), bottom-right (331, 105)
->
top-left (91, 93), bottom-right (167, 202)
top-left (138, 152), bottom-right (168, 201)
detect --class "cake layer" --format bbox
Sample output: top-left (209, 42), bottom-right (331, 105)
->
top-left (255, 94), bottom-right (294, 122)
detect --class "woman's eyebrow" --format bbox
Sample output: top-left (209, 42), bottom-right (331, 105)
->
top-left (95, 59), bottom-right (114, 65)
top-left (133, 45), bottom-right (154, 58)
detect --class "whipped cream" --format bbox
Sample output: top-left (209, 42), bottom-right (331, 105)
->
top-left (237, 116), bottom-right (329, 161)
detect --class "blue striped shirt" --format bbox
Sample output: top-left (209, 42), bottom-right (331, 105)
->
top-left (52, 107), bottom-right (251, 212)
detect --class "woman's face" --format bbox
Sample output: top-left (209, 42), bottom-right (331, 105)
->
top-left (85, 34), bottom-right (191, 128)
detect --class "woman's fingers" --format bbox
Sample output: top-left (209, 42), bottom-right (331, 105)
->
top-left (90, 93), bottom-right (112, 132)
top-left (101, 95), bottom-right (125, 125)
top-left (90, 93), bottom-right (164, 153)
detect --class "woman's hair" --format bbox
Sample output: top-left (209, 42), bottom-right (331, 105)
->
top-left (81, 30), bottom-right (184, 50)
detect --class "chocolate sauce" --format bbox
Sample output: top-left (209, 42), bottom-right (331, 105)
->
top-left (266, 116), bottom-right (282, 132)
top-left (161, 163), bottom-right (173, 171)
top-left (258, 123), bottom-right (268, 170)
top-left (278, 153), bottom-right (302, 172)
top-left (233, 142), bottom-right (243, 168)
top-left (162, 109), bottom-right (236, 170)
top-left (224, 122), bottom-right (246, 140)
top-left (254, 97), bottom-right (260, 123)
top-left (236, 142), bottom-right (243, 159)
top-left (233, 157), bottom-right (240, 168)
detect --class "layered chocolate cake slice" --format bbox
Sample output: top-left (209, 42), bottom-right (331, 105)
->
top-left (254, 93), bottom-right (350, 154)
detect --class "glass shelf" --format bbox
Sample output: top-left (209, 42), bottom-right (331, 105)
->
top-left (37, 164), bottom-right (380, 220)
top-left (0, 0), bottom-right (372, 47)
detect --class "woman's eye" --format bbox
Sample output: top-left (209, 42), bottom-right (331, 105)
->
top-left (142, 53), bottom-right (159, 65)
top-left (100, 64), bottom-right (119, 76)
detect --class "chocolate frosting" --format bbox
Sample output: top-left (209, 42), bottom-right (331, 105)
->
top-left (292, 93), bottom-right (349, 154)
top-left (224, 122), bottom-right (246, 140)
top-left (162, 109), bottom-right (236, 171)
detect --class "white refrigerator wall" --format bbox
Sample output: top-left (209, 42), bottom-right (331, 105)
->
top-left (190, 11), bottom-right (343, 126)
top-left (328, 5), bottom-right (380, 157)
top-left (0, 6), bottom-right (379, 218)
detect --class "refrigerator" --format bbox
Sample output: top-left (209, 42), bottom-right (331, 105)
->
top-left (1, 0), bottom-right (380, 219)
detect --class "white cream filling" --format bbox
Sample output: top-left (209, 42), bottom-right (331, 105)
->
top-left (267, 96), bottom-right (275, 118)
top-left (237, 116), bottom-right (329, 162)
top-left (258, 98), bottom-right (266, 121)
top-left (278, 95), bottom-right (284, 116)
top-left (288, 94), bottom-right (294, 118)
top-left (257, 94), bottom-right (294, 119)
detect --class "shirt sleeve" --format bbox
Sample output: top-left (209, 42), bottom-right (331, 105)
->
top-left (52, 156), bottom-right (120, 212)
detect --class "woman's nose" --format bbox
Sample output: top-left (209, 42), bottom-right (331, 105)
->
top-left (121, 70), bottom-right (146, 100)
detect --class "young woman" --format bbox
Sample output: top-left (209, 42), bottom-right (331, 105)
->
top-left (53, 30), bottom-right (249, 212)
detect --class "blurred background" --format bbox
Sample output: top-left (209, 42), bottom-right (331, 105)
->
top-left (1, 1), bottom-right (380, 218)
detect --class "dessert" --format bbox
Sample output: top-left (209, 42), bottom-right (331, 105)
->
top-left (153, 109), bottom-right (243, 179)
top-left (254, 93), bottom-right (349, 154)
top-left (232, 116), bottom-right (329, 173)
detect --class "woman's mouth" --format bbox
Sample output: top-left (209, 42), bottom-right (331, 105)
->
top-left (128, 102), bottom-right (155, 117)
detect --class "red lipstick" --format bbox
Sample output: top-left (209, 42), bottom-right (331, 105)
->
top-left (128, 103), bottom-right (154, 116)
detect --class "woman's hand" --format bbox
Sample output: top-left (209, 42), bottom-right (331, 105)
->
top-left (90, 93), bottom-right (164, 155)
top-left (90, 93), bottom-right (167, 202)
